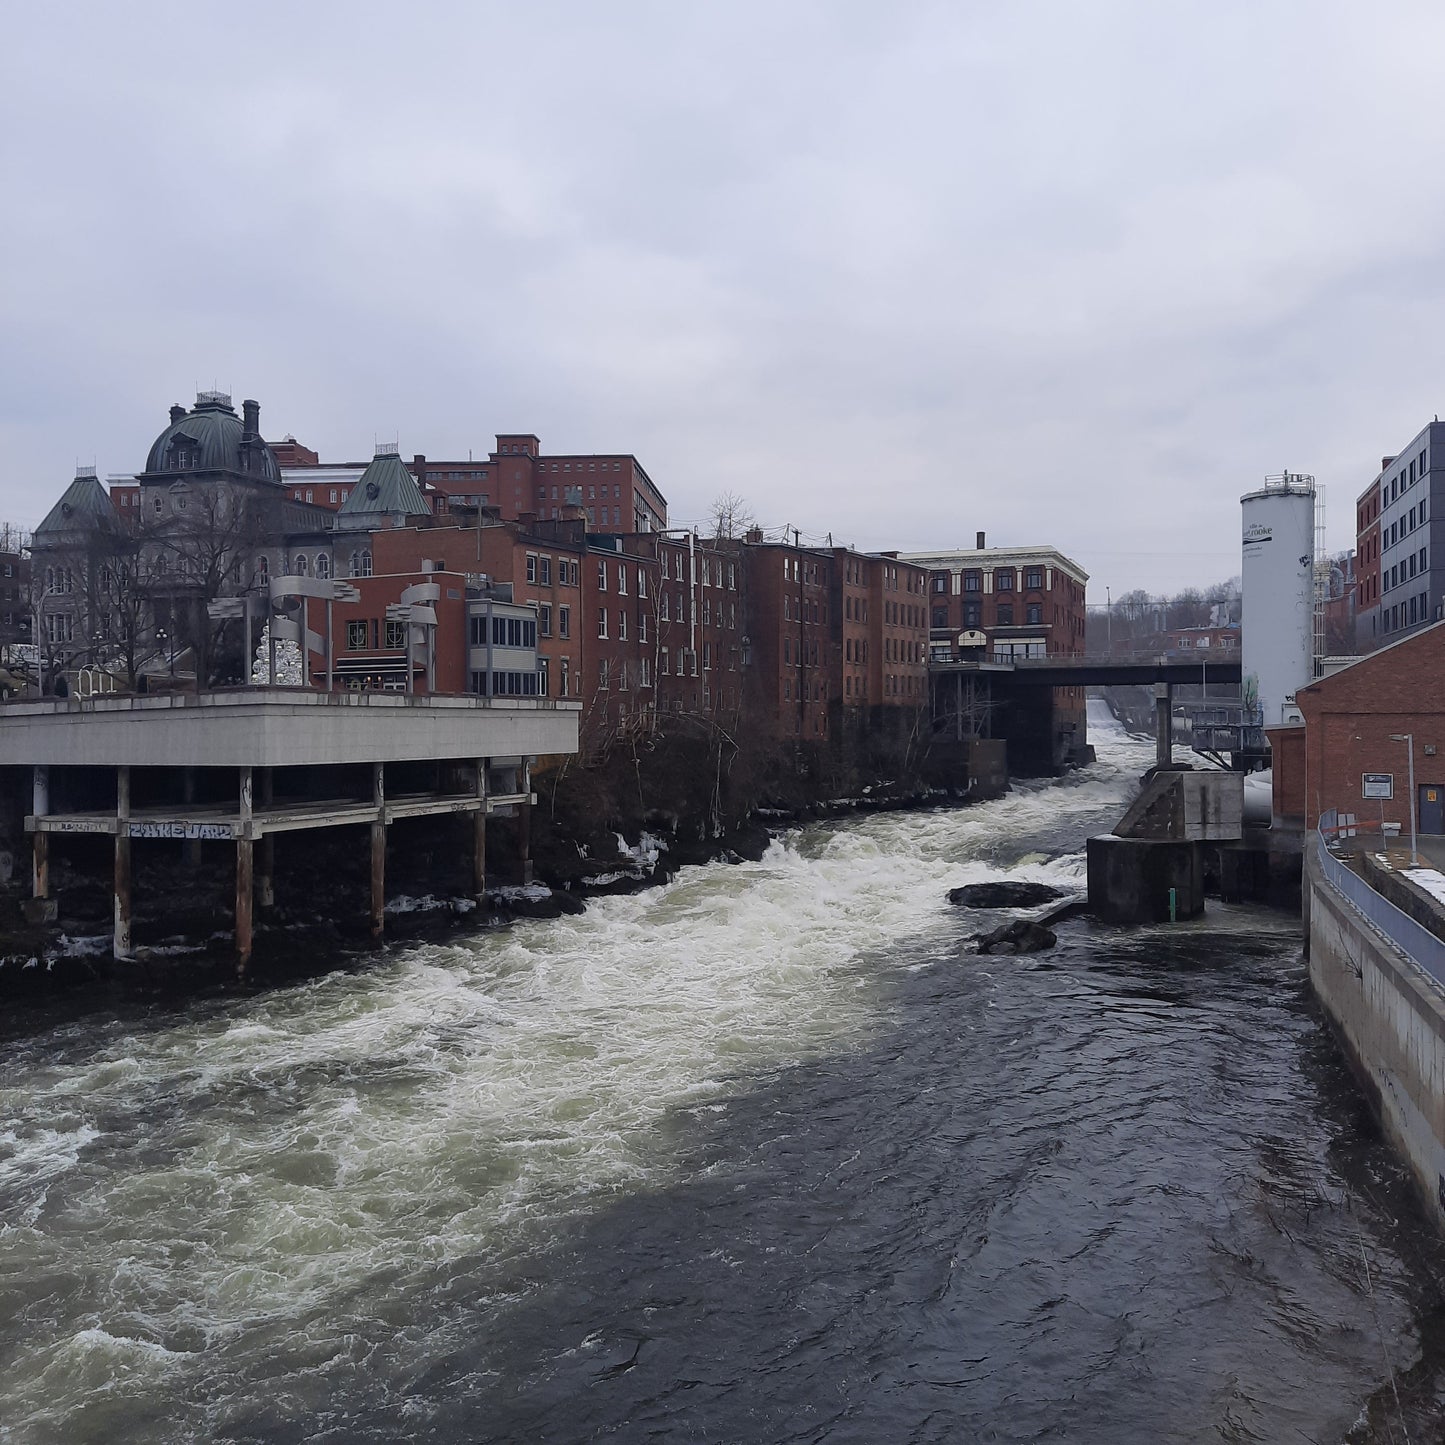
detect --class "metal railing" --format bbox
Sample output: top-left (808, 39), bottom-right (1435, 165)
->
top-left (1312, 828), bottom-right (1445, 992)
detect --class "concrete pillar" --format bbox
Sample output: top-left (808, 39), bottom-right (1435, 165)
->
top-left (257, 768), bottom-right (275, 908)
top-left (518, 759), bottom-right (533, 885)
top-left (370, 762), bottom-right (385, 937)
top-left (31, 764), bottom-right (50, 902)
top-left (114, 765), bottom-right (132, 959)
top-left (236, 765), bottom-right (254, 973)
top-left (235, 839), bottom-right (253, 974)
top-left (473, 758), bottom-right (488, 904)
top-left (181, 767), bottom-right (201, 867)
top-left (1155, 683), bottom-right (1172, 771)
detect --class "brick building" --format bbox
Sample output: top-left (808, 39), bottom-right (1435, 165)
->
top-left (1353, 424), bottom-right (1444, 651)
top-left (903, 537), bottom-right (1088, 767)
top-left (1277, 620), bottom-right (1445, 831)
top-left (1355, 470), bottom-right (1383, 651)
top-left (0, 530), bottom-right (31, 647)
top-left (413, 434), bottom-right (668, 533)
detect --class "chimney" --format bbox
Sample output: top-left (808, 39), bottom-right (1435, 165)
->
top-left (169, 404), bottom-right (186, 424)
top-left (976, 530), bottom-right (986, 549)
top-left (242, 399), bottom-right (260, 440)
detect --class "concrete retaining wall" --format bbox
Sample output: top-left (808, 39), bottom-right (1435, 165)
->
top-left (1307, 845), bottom-right (1445, 1227)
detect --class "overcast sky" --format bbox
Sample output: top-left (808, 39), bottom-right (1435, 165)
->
top-left (5, 1), bottom-right (1445, 597)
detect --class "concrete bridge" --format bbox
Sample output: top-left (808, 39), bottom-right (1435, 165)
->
top-left (928, 655), bottom-right (1243, 688)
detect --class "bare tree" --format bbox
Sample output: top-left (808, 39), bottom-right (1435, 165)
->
top-left (709, 492), bottom-right (756, 542)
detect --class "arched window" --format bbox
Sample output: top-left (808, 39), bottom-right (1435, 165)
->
top-left (350, 549), bottom-right (372, 578)
top-left (44, 566), bottom-right (54, 594)
top-left (256, 554), bottom-right (270, 585)
top-left (295, 554), bottom-right (309, 577)
top-left (316, 552), bottom-right (331, 579)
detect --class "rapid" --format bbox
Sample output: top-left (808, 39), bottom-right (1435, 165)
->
top-left (4, 701), bottom-right (1445, 1443)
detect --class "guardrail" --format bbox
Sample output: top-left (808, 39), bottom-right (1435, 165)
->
top-left (1312, 831), bottom-right (1445, 991)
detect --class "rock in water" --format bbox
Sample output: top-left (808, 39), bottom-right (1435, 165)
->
top-left (975, 920), bottom-right (1058, 955)
top-left (949, 881), bottom-right (1063, 909)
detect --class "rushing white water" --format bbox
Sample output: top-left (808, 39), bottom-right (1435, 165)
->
top-left (0, 705), bottom-right (1157, 1440)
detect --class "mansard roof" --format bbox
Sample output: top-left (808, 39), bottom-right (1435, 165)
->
top-left (34, 471), bottom-right (120, 540)
top-left (338, 447), bottom-right (430, 519)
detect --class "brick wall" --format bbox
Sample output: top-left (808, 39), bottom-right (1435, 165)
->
top-left (1295, 622), bottom-right (1445, 828)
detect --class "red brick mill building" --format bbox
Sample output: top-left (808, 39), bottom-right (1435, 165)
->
top-left (1270, 621), bottom-right (1445, 833)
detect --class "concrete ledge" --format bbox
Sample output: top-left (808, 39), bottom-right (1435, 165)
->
top-left (0, 688), bottom-right (581, 767)
top-left (1086, 834), bottom-right (1203, 924)
top-left (1308, 855), bottom-right (1445, 1228)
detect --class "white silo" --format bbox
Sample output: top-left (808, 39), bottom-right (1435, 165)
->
top-left (1241, 473), bottom-right (1316, 731)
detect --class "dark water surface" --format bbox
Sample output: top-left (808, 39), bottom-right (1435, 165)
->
top-left (4, 709), bottom-right (1445, 1443)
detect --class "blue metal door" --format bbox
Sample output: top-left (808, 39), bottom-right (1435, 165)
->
top-left (1420, 784), bottom-right (1444, 835)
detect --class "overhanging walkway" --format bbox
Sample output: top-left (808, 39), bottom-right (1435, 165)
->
top-left (6, 688), bottom-right (580, 969)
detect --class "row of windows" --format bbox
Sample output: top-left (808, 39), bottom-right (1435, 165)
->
top-left (1382, 592), bottom-right (1432, 634)
top-left (471, 669), bottom-right (542, 697)
top-left (254, 550), bottom-right (369, 583)
top-left (1384, 447), bottom-right (1429, 507)
top-left (933, 602), bottom-right (1045, 627)
top-left (347, 619), bottom-right (409, 650)
top-left (291, 487), bottom-right (350, 505)
top-left (1383, 496), bottom-right (1428, 554)
top-left (957, 567), bottom-right (1046, 593)
top-left (468, 615), bottom-right (539, 649)
top-left (1383, 547), bottom-right (1428, 594)
top-left (541, 483), bottom-right (623, 502)
top-left (883, 600), bottom-right (923, 627)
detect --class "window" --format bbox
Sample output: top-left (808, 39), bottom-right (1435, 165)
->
top-left (598, 658), bottom-right (610, 689)
top-left (539, 556), bottom-right (552, 586)
top-left (637, 567), bottom-right (647, 598)
top-left (350, 549), bottom-right (372, 577)
top-left (385, 620), bottom-right (407, 649)
top-left (597, 561), bottom-right (607, 590)
top-left (527, 554), bottom-right (538, 583)
top-left (1026, 603), bottom-right (1043, 625)
top-left (295, 554), bottom-right (309, 577)
top-left (639, 657), bottom-right (651, 688)
top-left (933, 607), bottom-right (948, 628)
top-left (638, 611), bottom-right (648, 642)
top-left (963, 569), bottom-right (981, 592)
top-left (329, 489), bottom-right (338, 504)
top-left (660, 592), bottom-right (670, 621)
top-left (540, 604), bottom-right (552, 636)
top-left (932, 575), bottom-right (946, 593)
top-left (316, 553), bottom-right (330, 579)
top-left (347, 620), bottom-right (368, 650)
top-left (1025, 567), bottom-right (1044, 590)
top-left (618, 563), bottom-right (628, 595)
top-left (661, 647), bottom-right (671, 674)
top-left (997, 604), bottom-right (1014, 625)
top-left (618, 610), bottom-right (628, 641)
top-left (559, 605), bottom-right (570, 638)
top-left (598, 608), bottom-right (608, 638)
top-left (996, 569), bottom-right (1015, 591)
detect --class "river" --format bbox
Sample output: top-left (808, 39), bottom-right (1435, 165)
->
top-left (3, 702), bottom-right (1445, 1443)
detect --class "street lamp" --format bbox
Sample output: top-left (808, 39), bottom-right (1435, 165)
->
top-left (1389, 732), bottom-right (1419, 865)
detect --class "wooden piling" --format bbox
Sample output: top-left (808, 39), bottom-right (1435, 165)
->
top-left (113, 765), bottom-right (131, 959)
top-left (370, 762), bottom-right (385, 937)
top-left (235, 838), bottom-right (253, 974)
top-left (31, 765), bottom-right (49, 901)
